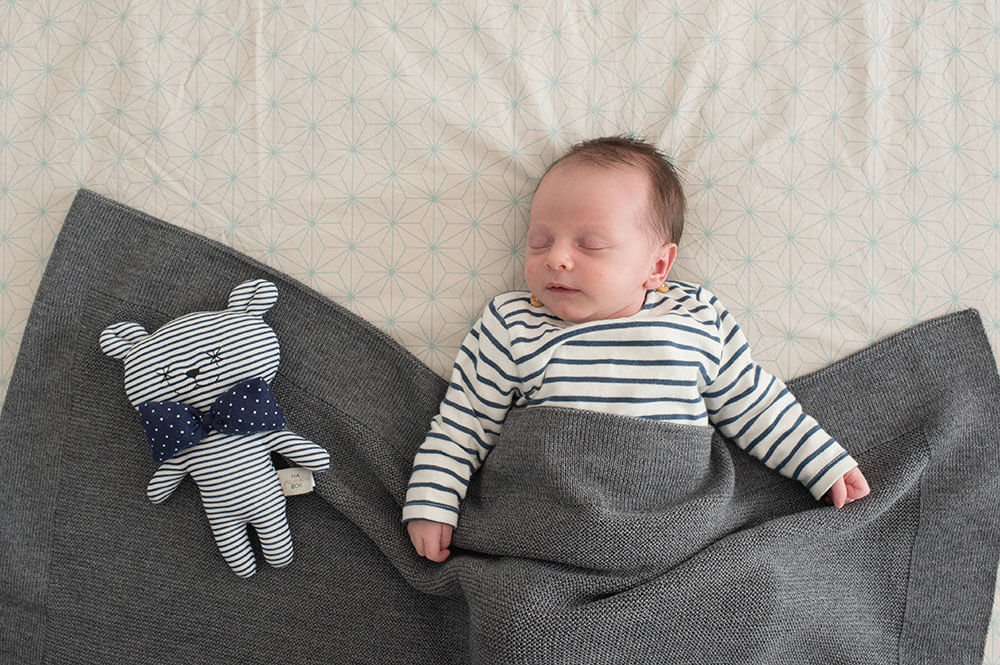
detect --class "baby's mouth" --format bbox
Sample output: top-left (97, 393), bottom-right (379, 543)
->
top-left (546, 283), bottom-right (580, 295)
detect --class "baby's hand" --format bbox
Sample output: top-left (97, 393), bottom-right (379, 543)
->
top-left (407, 519), bottom-right (454, 562)
top-left (823, 467), bottom-right (871, 508)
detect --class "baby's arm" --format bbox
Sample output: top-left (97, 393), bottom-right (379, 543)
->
top-left (699, 288), bottom-right (868, 503)
top-left (407, 519), bottom-right (454, 562)
top-left (403, 297), bottom-right (520, 548)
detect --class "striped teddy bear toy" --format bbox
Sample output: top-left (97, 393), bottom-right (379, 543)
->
top-left (100, 279), bottom-right (331, 577)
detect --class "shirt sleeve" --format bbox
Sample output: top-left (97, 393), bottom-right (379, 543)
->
top-left (699, 289), bottom-right (858, 499)
top-left (402, 299), bottom-right (520, 526)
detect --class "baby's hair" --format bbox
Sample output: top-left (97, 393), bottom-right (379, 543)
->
top-left (543, 136), bottom-right (685, 244)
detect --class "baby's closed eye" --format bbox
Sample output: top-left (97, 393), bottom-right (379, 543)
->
top-left (578, 237), bottom-right (611, 251)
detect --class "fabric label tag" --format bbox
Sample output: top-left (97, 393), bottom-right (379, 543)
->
top-left (277, 468), bottom-right (315, 496)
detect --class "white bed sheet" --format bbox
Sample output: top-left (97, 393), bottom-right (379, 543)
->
top-left (1, 0), bottom-right (998, 658)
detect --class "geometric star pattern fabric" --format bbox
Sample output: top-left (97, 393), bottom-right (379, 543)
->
top-left (1, 1), bottom-right (999, 655)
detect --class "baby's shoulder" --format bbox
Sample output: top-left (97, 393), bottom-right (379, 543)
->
top-left (646, 281), bottom-right (725, 323)
top-left (489, 290), bottom-right (532, 310)
top-left (483, 291), bottom-right (557, 329)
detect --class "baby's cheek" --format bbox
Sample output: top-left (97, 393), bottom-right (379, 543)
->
top-left (523, 258), bottom-right (542, 286)
top-left (585, 269), bottom-right (608, 290)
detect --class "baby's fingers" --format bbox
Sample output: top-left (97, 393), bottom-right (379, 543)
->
top-left (407, 520), bottom-right (452, 562)
top-left (844, 467), bottom-right (871, 501)
top-left (437, 525), bottom-right (453, 560)
top-left (824, 477), bottom-right (847, 508)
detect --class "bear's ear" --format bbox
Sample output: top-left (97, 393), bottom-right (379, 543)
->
top-left (227, 279), bottom-right (278, 317)
top-left (100, 322), bottom-right (150, 360)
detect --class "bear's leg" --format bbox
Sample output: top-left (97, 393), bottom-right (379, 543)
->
top-left (209, 517), bottom-right (257, 577)
top-left (255, 510), bottom-right (294, 569)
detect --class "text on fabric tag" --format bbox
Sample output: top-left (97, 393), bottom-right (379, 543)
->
top-left (277, 468), bottom-right (315, 496)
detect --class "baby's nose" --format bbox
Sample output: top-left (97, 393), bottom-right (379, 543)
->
top-left (546, 245), bottom-right (574, 270)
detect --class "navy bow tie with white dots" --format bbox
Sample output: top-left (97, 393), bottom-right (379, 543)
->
top-left (137, 378), bottom-right (286, 464)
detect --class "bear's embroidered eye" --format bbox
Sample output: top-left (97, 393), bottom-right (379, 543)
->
top-left (158, 366), bottom-right (172, 383)
top-left (206, 348), bottom-right (222, 364)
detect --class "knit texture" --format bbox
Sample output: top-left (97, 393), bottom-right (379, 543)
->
top-left (2, 189), bottom-right (999, 664)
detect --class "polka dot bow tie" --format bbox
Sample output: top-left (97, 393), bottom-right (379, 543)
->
top-left (136, 378), bottom-right (287, 464)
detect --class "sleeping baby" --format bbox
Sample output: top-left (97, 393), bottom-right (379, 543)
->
top-left (403, 136), bottom-right (871, 562)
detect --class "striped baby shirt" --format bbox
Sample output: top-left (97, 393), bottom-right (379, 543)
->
top-left (402, 281), bottom-right (858, 527)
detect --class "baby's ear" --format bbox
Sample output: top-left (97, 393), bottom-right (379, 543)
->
top-left (644, 242), bottom-right (678, 290)
top-left (100, 322), bottom-right (150, 360)
top-left (227, 279), bottom-right (278, 317)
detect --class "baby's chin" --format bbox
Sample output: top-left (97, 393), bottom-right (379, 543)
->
top-left (544, 298), bottom-right (641, 324)
top-left (532, 297), bottom-right (581, 323)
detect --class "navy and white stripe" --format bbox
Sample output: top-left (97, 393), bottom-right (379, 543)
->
top-left (148, 429), bottom-right (331, 577)
top-left (102, 280), bottom-right (331, 577)
top-left (403, 281), bottom-right (857, 526)
top-left (119, 311), bottom-right (282, 411)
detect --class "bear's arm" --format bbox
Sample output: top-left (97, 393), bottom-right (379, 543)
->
top-left (147, 459), bottom-right (189, 503)
top-left (268, 431), bottom-right (331, 472)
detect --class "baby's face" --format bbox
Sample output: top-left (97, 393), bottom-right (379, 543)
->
top-left (525, 161), bottom-right (676, 323)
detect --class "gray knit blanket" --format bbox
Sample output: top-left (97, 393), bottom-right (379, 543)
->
top-left (3, 189), bottom-right (999, 664)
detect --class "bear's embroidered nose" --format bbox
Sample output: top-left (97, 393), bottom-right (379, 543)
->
top-left (186, 367), bottom-right (201, 379)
